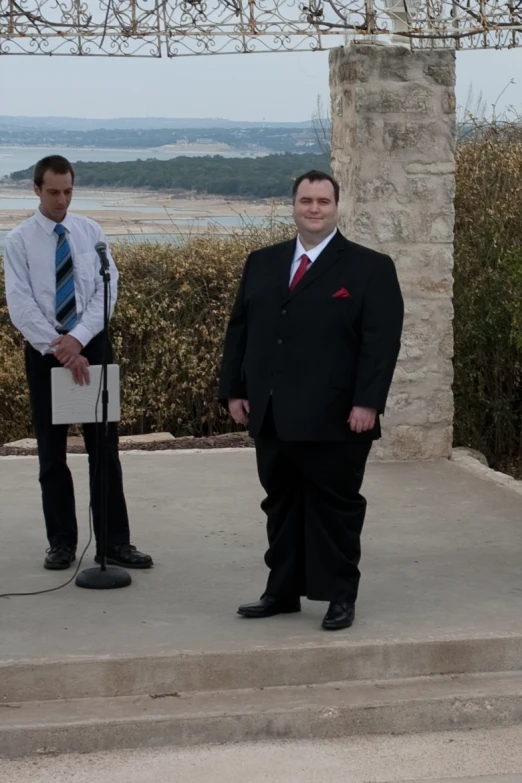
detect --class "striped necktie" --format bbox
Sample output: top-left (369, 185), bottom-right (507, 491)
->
top-left (54, 224), bottom-right (78, 331)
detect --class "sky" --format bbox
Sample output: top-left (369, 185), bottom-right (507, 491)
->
top-left (1, 46), bottom-right (521, 122)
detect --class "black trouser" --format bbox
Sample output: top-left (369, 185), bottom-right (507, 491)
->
top-left (254, 404), bottom-right (372, 604)
top-left (24, 333), bottom-right (130, 550)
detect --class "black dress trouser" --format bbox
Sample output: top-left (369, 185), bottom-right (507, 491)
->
top-left (254, 403), bottom-right (372, 604)
top-left (24, 332), bottom-right (130, 550)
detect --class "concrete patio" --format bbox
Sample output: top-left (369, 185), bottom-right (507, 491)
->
top-left (1, 448), bottom-right (522, 758)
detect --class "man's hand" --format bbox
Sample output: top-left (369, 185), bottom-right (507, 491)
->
top-left (50, 335), bottom-right (83, 366)
top-left (68, 355), bottom-right (90, 386)
top-left (228, 398), bottom-right (250, 426)
top-left (348, 406), bottom-right (377, 434)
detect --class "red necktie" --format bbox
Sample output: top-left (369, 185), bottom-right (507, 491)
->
top-left (289, 253), bottom-right (310, 292)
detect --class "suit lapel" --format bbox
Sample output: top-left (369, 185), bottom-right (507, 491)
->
top-left (277, 237), bottom-right (298, 302)
top-left (285, 230), bottom-right (346, 302)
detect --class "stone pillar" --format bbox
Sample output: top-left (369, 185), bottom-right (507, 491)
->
top-left (329, 44), bottom-right (456, 460)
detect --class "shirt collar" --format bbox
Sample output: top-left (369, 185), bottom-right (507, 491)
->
top-left (34, 207), bottom-right (72, 236)
top-left (294, 228), bottom-right (338, 264)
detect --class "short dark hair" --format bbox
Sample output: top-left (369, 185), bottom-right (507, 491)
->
top-left (292, 170), bottom-right (340, 204)
top-left (34, 155), bottom-right (75, 189)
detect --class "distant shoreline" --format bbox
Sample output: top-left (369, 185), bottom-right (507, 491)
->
top-left (0, 185), bottom-right (292, 235)
top-left (0, 181), bottom-right (290, 206)
top-left (0, 143), bottom-right (266, 156)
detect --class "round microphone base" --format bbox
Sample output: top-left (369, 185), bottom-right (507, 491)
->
top-left (76, 565), bottom-right (132, 590)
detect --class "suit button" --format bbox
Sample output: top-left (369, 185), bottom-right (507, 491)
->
top-left (281, 309), bottom-right (287, 316)
top-left (277, 339), bottom-right (283, 345)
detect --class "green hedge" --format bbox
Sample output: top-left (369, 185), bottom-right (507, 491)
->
top-left (453, 124), bottom-right (522, 471)
top-left (0, 222), bottom-right (293, 444)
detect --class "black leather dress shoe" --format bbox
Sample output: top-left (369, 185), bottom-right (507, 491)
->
top-left (321, 601), bottom-right (355, 631)
top-left (95, 544), bottom-right (153, 569)
top-left (237, 595), bottom-right (301, 618)
top-left (44, 545), bottom-right (76, 570)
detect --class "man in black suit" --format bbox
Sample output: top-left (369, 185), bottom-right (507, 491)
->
top-left (218, 170), bottom-right (404, 630)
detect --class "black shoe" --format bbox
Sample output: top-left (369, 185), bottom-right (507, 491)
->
top-left (95, 544), bottom-right (153, 569)
top-left (321, 601), bottom-right (355, 631)
top-left (237, 595), bottom-right (301, 618)
top-left (44, 545), bottom-right (76, 570)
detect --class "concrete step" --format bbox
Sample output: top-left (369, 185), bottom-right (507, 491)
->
top-left (2, 671), bottom-right (522, 759)
top-left (410, 779), bottom-right (522, 783)
top-left (3, 635), bottom-right (522, 703)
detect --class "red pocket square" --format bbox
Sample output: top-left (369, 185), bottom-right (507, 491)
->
top-left (332, 287), bottom-right (350, 298)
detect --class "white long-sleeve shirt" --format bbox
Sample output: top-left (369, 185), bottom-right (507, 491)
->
top-left (289, 228), bottom-right (337, 285)
top-left (3, 209), bottom-right (119, 355)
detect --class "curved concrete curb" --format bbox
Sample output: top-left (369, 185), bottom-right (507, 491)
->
top-left (451, 448), bottom-right (522, 498)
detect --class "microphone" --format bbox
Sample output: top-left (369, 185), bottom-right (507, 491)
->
top-left (95, 241), bottom-right (110, 273)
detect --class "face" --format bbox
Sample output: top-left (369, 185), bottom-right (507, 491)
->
top-left (34, 170), bottom-right (73, 224)
top-left (293, 178), bottom-right (338, 244)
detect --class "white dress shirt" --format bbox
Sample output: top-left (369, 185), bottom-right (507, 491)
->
top-left (3, 209), bottom-right (119, 355)
top-left (289, 228), bottom-right (338, 285)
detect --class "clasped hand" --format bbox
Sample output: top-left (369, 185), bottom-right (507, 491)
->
top-left (50, 335), bottom-right (90, 386)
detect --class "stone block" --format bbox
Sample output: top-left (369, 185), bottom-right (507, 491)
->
top-left (331, 94), bottom-right (343, 118)
top-left (349, 209), bottom-right (375, 243)
top-left (119, 433), bottom-right (174, 444)
top-left (422, 213), bottom-right (455, 243)
top-left (439, 326), bottom-right (454, 359)
top-left (442, 88), bottom-right (457, 115)
top-left (383, 121), bottom-right (454, 160)
top-left (392, 245), bottom-right (454, 275)
top-left (350, 115), bottom-right (384, 149)
top-left (403, 274), bottom-right (454, 298)
top-left (388, 424), bottom-right (453, 460)
top-left (406, 162), bottom-right (455, 175)
top-left (331, 119), bottom-right (350, 151)
top-left (404, 297), bottom-right (454, 323)
top-left (392, 365), bottom-right (429, 383)
top-left (335, 54), bottom-right (371, 84)
top-left (406, 174), bottom-right (456, 202)
top-left (399, 322), bottom-right (453, 362)
top-left (355, 84), bottom-right (433, 115)
top-left (399, 328), bottom-right (431, 360)
top-left (373, 209), bottom-right (413, 243)
top-left (426, 390), bottom-right (455, 424)
top-left (379, 52), bottom-right (423, 82)
top-left (424, 63), bottom-right (455, 86)
top-left (385, 395), bottom-right (430, 426)
top-left (353, 175), bottom-right (397, 203)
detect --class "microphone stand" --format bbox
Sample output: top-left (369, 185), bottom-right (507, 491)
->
top-left (76, 250), bottom-right (131, 590)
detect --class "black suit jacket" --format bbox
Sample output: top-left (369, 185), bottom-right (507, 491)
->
top-left (218, 230), bottom-right (404, 442)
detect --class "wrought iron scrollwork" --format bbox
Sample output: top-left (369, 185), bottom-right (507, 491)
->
top-left (1, 0), bottom-right (521, 55)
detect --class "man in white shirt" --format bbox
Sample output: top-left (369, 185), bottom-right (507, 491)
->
top-left (3, 155), bottom-right (152, 571)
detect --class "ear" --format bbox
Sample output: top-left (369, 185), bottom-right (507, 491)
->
top-left (33, 183), bottom-right (41, 198)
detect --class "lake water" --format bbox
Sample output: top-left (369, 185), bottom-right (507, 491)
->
top-left (0, 192), bottom-right (272, 224)
top-left (0, 145), bottom-right (259, 180)
top-left (0, 214), bottom-right (278, 252)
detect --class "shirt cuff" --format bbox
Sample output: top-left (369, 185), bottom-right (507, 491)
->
top-left (69, 323), bottom-right (94, 349)
top-left (34, 332), bottom-right (61, 355)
